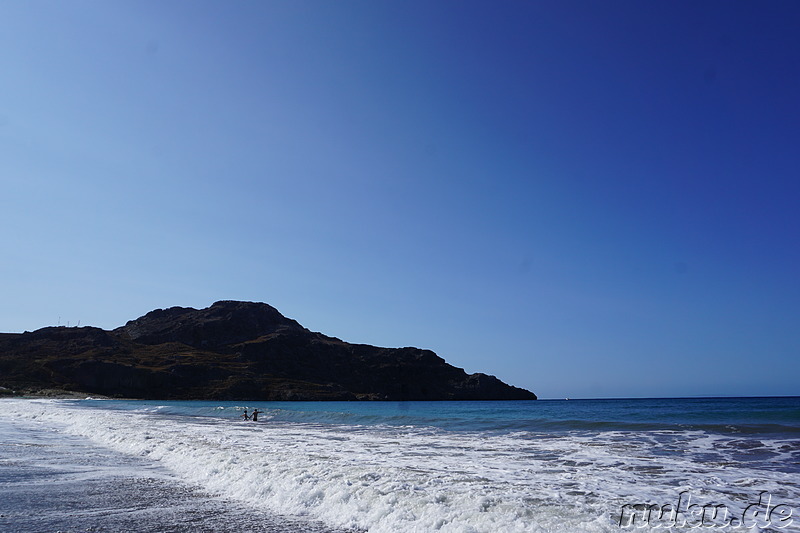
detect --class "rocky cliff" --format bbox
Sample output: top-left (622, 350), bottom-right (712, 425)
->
top-left (0, 300), bottom-right (536, 401)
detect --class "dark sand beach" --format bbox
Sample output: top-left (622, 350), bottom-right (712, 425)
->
top-left (0, 413), bottom-right (351, 533)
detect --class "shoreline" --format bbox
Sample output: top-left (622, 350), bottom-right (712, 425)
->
top-left (3, 386), bottom-right (795, 402)
top-left (0, 411), bottom-right (355, 533)
top-left (3, 397), bottom-right (797, 532)
top-left (0, 386), bottom-right (112, 400)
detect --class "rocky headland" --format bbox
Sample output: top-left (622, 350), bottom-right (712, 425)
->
top-left (0, 300), bottom-right (536, 401)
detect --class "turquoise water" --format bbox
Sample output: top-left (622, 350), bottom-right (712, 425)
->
top-left (73, 396), bottom-right (800, 436)
top-left (4, 396), bottom-right (799, 532)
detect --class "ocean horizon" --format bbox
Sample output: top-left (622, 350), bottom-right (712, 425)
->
top-left (1, 396), bottom-right (798, 532)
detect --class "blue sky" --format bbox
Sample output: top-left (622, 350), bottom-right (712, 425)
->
top-left (1, 1), bottom-right (798, 399)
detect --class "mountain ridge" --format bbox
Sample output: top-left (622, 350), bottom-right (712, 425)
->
top-left (0, 300), bottom-right (536, 401)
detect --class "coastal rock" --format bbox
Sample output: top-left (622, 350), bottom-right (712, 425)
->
top-left (0, 301), bottom-right (536, 401)
top-left (115, 300), bottom-right (305, 348)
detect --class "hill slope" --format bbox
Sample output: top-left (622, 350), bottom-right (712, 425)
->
top-left (0, 300), bottom-right (536, 400)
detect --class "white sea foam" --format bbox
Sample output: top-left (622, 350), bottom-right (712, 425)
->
top-left (1, 400), bottom-right (797, 533)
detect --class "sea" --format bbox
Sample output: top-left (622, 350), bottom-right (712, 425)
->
top-left (1, 397), bottom-right (798, 533)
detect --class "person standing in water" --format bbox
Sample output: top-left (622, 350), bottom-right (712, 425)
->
top-left (241, 409), bottom-right (251, 421)
top-left (251, 409), bottom-right (262, 422)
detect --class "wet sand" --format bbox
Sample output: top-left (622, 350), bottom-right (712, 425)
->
top-left (0, 415), bottom-right (353, 533)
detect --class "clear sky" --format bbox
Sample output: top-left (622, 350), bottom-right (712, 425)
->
top-left (1, 1), bottom-right (798, 399)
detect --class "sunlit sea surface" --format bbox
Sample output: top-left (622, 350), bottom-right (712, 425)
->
top-left (1, 397), bottom-right (798, 532)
